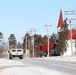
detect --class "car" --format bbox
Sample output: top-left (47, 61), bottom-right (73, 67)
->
top-left (8, 49), bottom-right (24, 59)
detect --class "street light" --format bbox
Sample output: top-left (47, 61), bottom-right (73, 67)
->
top-left (64, 10), bottom-right (75, 56)
top-left (44, 25), bottom-right (52, 57)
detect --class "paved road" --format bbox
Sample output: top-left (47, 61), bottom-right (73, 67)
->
top-left (20, 58), bottom-right (76, 75)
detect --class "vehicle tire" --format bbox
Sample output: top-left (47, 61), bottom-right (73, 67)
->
top-left (19, 55), bottom-right (23, 59)
top-left (9, 54), bottom-right (13, 59)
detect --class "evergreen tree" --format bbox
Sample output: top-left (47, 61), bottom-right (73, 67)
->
top-left (23, 33), bottom-right (31, 50)
top-left (41, 35), bottom-right (47, 45)
top-left (8, 34), bottom-right (17, 49)
top-left (17, 42), bottom-right (22, 48)
top-left (55, 19), bottom-right (68, 55)
top-left (34, 34), bottom-right (42, 57)
top-left (50, 33), bottom-right (56, 44)
top-left (0, 32), bottom-right (3, 41)
top-left (0, 32), bottom-right (4, 47)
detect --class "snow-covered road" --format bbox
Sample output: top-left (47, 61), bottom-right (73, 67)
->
top-left (0, 57), bottom-right (70, 75)
top-left (18, 57), bottom-right (76, 75)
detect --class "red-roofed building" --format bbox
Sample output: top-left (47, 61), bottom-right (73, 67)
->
top-left (38, 44), bottom-right (55, 51)
top-left (57, 10), bottom-right (76, 56)
top-left (57, 10), bottom-right (63, 32)
top-left (68, 30), bottom-right (76, 39)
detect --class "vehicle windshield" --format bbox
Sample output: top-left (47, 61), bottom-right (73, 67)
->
top-left (12, 50), bottom-right (16, 52)
top-left (17, 50), bottom-right (22, 52)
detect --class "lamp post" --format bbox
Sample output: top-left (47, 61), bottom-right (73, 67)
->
top-left (64, 10), bottom-right (75, 56)
top-left (44, 25), bottom-right (52, 57)
top-left (30, 29), bottom-right (36, 57)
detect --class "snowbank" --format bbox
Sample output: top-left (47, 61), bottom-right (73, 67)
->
top-left (0, 58), bottom-right (69, 75)
top-left (0, 67), bottom-right (69, 75)
top-left (0, 59), bottom-right (24, 66)
top-left (39, 56), bottom-right (76, 62)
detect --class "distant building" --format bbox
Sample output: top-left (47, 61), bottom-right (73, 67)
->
top-left (57, 10), bottom-right (76, 56)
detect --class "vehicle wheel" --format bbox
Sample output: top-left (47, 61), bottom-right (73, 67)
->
top-left (9, 54), bottom-right (13, 59)
top-left (19, 55), bottom-right (23, 59)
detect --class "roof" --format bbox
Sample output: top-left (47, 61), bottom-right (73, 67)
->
top-left (68, 30), bottom-right (76, 39)
top-left (38, 44), bottom-right (55, 51)
top-left (58, 10), bottom-right (63, 27)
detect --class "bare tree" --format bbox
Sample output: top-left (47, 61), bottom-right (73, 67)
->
top-left (0, 42), bottom-right (8, 58)
top-left (0, 32), bottom-right (7, 58)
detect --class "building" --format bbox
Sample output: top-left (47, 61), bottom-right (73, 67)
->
top-left (57, 10), bottom-right (76, 56)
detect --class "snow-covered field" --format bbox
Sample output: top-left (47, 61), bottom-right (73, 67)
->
top-left (0, 56), bottom-right (76, 75)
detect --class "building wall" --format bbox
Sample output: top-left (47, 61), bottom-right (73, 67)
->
top-left (57, 27), bottom-right (61, 32)
top-left (63, 40), bottom-right (76, 56)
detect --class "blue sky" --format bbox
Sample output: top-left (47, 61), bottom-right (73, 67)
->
top-left (0, 0), bottom-right (76, 42)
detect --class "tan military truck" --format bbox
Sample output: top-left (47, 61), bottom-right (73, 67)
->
top-left (8, 49), bottom-right (24, 59)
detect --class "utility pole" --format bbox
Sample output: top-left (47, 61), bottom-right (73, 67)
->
top-left (25, 36), bottom-right (27, 57)
top-left (64, 10), bottom-right (75, 56)
top-left (44, 25), bottom-right (52, 57)
top-left (30, 29), bottom-right (36, 57)
top-left (25, 31), bottom-right (31, 57)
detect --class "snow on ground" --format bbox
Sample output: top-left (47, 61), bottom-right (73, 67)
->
top-left (39, 56), bottom-right (76, 62)
top-left (0, 67), bottom-right (68, 75)
top-left (0, 58), bottom-right (69, 75)
top-left (0, 59), bottom-right (24, 66)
